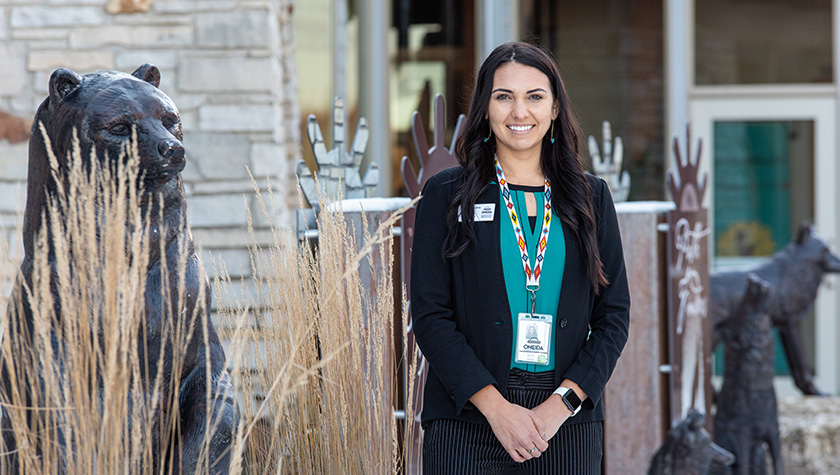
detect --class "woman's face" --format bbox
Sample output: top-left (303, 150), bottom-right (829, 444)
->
top-left (486, 62), bottom-right (558, 161)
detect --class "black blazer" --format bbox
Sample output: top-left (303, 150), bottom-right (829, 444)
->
top-left (410, 166), bottom-right (630, 427)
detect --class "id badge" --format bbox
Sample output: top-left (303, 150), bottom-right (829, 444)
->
top-left (515, 313), bottom-right (553, 365)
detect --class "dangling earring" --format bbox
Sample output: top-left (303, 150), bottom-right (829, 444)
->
top-left (550, 120), bottom-right (555, 144)
top-left (484, 126), bottom-right (492, 143)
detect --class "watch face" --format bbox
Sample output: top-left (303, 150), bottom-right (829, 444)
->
top-left (562, 388), bottom-right (582, 410)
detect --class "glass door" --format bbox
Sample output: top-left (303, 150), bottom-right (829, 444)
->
top-left (691, 96), bottom-right (839, 396)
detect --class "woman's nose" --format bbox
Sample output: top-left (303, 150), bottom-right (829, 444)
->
top-left (512, 99), bottom-right (528, 118)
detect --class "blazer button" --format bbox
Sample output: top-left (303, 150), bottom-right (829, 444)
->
top-left (560, 318), bottom-right (568, 328)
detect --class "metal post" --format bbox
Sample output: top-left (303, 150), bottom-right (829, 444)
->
top-left (665, 0), bottom-right (691, 182)
top-left (333, 0), bottom-right (347, 108)
top-left (477, 0), bottom-right (518, 64)
top-left (359, 0), bottom-right (391, 196)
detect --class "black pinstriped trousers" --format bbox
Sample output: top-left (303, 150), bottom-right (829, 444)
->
top-left (422, 369), bottom-right (603, 475)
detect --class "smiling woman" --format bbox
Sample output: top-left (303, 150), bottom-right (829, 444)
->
top-left (410, 42), bottom-right (630, 474)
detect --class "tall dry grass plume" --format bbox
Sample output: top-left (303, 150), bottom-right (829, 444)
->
top-left (214, 178), bottom-right (420, 473)
top-left (0, 130), bottom-right (243, 473)
top-left (1, 127), bottom-right (422, 473)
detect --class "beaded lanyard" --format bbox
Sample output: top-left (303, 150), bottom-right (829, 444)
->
top-left (494, 158), bottom-right (552, 314)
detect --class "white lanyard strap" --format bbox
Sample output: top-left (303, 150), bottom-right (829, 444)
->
top-left (494, 159), bottom-right (552, 312)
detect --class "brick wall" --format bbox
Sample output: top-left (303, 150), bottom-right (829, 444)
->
top-left (0, 1), bottom-right (301, 311)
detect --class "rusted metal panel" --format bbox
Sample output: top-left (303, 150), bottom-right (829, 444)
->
top-left (665, 127), bottom-right (712, 431)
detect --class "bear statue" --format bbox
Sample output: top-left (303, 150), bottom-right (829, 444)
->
top-left (1, 65), bottom-right (238, 473)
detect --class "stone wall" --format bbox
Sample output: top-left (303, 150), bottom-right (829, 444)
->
top-left (0, 1), bottom-right (301, 316)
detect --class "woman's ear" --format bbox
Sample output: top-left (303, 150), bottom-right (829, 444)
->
top-left (553, 102), bottom-right (560, 120)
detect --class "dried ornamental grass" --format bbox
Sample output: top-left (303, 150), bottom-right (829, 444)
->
top-left (0, 129), bottom-right (422, 473)
top-left (0, 131), bottom-right (245, 474)
top-left (214, 179), bottom-right (421, 474)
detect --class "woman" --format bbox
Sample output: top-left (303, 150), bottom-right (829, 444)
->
top-left (411, 42), bottom-right (630, 474)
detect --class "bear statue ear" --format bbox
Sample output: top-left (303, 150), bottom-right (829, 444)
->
top-left (132, 63), bottom-right (161, 88)
top-left (48, 68), bottom-right (83, 105)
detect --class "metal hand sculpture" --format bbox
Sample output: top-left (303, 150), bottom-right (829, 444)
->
top-left (589, 121), bottom-right (630, 202)
top-left (667, 125), bottom-right (707, 212)
top-left (400, 94), bottom-right (463, 474)
top-left (401, 94), bottom-right (464, 198)
top-left (298, 97), bottom-right (376, 207)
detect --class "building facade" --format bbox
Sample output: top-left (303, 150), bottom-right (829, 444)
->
top-left (295, 0), bottom-right (840, 396)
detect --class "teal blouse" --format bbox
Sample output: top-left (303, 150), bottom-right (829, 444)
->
top-left (499, 184), bottom-right (566, 372)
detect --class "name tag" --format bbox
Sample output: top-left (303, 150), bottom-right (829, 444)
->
top-left (515, 312), bottom-right (553, 365)
top-left (458, 203), bottom-right (496, 222)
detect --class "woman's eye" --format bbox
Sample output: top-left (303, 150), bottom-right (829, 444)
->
top-left (494, 94), bottom-right (510, 101)
top-left (109, 124), bottom-right (130, 136)
top-left (529, 94), bottom-right (544, 101)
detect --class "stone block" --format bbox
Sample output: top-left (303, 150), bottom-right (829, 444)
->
top-left (27, 39), bottom-right (68, 50)
top-left (115, 50), bottom-right (178, 70)
top-left (0, 8), bottom-right (8, 40)
top-left (0, 43), bottom-right (27, 95)
top-left (10, 28), bottom-right (69, 40)
top-left (181, 157), bottom-right (201, 182)
top-left (157, 68), bottom-right (177, 95)
top-left (185, 132), bottom-right (250, 180)
top-left (209, 276), bottom-right (260, 312)
top-left (170, 94), bottom-right (207, 112)
top-left (0, 182), bottom-right (24, 213)
top-left (32, 71), bottom-right (50, 95)
top-left (154, 1), bottom-right (238, 14)
top-left (191, 180), bottom-right (255, 195)
top-left (194, 10), bottom-right (269, 48)
top-left (178, 57), bottom-right (271, 93)
top-left (9, 95), bottom-right (39, 116)
top-left (198, 105), bottom-right (273, 133)
top-left (249, 189), bottom-right (290, 229)
top-left (45, 0), bottom-right (102, 4)
top-left (250, 143), bottom-right (284, 178)
top-left (179, 110), bottom-right (197, 131)
top-left (28, 50), bottom-right (113, 72)
top-left (10, 6), bottom-right (103, 28)
top-left (192, 227), bottom-right (273, 250)
top-left (69, 25), bottom-right (192, 48)
top-left (200, 248), bottom-right (253, 279)
top-left (780, 396), bottom-right (840, 474)
top-left (187, 193), bottom-right (250, 228)
top-left (0, 143), bottom-right (28, 181)
top-left (210, 310), bottom-right (257, 334)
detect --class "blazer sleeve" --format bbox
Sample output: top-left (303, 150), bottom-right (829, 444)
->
top-left (410, 173), bottom-right (497, 415)
top-left (562, 177), bottom-right (631, 410)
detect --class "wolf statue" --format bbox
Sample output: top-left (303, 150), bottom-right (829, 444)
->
top-left (710, 223), bottom-right (840, 395)
top-left (714, 274), bottom-right (783, 475)
top-left (1, 65), bottom-right (238, 473)
top-left (648, 409), bottom-right (734, 475)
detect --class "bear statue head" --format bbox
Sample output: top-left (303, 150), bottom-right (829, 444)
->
top-left (35, 64), bottom-right (183, 187)
top-left (24, 64), bottom-right (185, 258)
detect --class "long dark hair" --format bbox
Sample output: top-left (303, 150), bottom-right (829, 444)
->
top-left (445, 42), bottom-right (608, 292)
